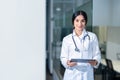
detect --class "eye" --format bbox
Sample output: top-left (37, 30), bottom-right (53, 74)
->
top-left (81, 19), bottom-right (85, 23)
top-left (75, 19), bottom-right (79, 22)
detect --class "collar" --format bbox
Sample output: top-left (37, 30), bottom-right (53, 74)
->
top-left (72, 29), bottom-right (88, 39)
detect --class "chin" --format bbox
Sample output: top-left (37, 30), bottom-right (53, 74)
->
top-left (78, 28), bottom-right (83, 31)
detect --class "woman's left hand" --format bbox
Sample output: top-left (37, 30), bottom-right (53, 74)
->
top-left (88, 60), bottom-right (98, 66)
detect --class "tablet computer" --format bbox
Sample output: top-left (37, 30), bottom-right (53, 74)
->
top-left (70, 59), bottom-right (95, 63)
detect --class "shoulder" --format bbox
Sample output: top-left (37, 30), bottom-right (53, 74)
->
top-left (61, 33), bottom-right (73, 46)
top-left (61, 33), bottom-right (73, 45)
top-left (88, 31), bottom-right (96, 36)
top-left (62, 33), bottom-right (72, 41)
top-left (87, 31), bottom-right (98, 40)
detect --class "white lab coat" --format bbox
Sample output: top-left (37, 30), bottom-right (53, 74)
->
top-left (60, 29), bottom-right (101, 80)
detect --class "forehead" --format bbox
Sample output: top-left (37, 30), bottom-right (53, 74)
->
top-left (75, 15), bottom-right (85, 20)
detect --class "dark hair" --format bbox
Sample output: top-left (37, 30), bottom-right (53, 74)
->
top-left (72, 10), bottom-right (88, 25)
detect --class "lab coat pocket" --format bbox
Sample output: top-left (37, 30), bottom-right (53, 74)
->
top-left (71, 69), bottom-right (79, 80)
top-left (64, 68), bottom-right (74, 80)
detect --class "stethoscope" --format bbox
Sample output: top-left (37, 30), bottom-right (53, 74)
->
top-left (72, 32), bottom-right (90, 52)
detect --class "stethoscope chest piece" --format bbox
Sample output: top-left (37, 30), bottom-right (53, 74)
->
top-left (75, 48), bottom-right (80, 52)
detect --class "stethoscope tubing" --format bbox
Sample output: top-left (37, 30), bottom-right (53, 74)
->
top-left (72, 32), bottom-right (90, 52)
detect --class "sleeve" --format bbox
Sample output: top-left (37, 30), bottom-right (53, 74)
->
top-left (60, 37), bottom-right (69, 68)
top-left (92, 34), bottom-right (101, 68)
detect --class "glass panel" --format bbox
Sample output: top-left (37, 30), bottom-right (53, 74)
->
top-left (51, 0), bottom-right (93, 78)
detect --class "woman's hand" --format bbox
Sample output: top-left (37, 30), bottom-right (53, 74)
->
top-left (88, 60), bottom-right (98, 66)
top-left (67, 60), bottom-right (77, 67)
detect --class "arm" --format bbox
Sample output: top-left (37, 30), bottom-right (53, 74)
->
top-left (60, 37), bottom-right (77, 68)
top-left (60, 38), bottom-right (69, 68)
top-left (90, 34), bottom-right (101, 68)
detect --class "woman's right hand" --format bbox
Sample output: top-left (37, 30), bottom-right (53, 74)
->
top-left (67, 60), bottom-right (77, 67)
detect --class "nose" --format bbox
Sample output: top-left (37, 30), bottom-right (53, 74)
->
top-left (78, 21), bottom-right (82, 26)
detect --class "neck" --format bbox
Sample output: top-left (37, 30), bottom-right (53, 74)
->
top-left (75, 29), bottom-right (83, 36)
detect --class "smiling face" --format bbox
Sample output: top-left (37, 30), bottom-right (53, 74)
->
top-left (73, 15), bottom-right (86, 32)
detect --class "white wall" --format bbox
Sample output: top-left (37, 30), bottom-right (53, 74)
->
top-left (93, 0), bottom-right (120, 27)
top-left (112, 0), bottom-right (120, 26)
top-left (93, 0), bottom-right (112, 26)
top-left (0, 0), bottom-right (46, 80)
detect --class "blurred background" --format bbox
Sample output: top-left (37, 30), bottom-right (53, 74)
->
top-left (46, 0), bottom-right (120, 80)
top-left (0, 0), bottom-right (120, 80)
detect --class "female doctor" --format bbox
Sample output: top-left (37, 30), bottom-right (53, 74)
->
top-left (60, 10), bottom-right (101, 80)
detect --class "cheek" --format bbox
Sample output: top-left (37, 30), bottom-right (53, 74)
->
top-left (73, 23), bottom-right (77, 27)
top-left (84, 23), bottom-right (86, 25)
top-left (74, 22), bottom-right (79, 26)
top-left (74, 24), bottom-right (78, 28)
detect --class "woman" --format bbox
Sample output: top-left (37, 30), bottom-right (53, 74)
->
top-left (60, 10), bottom-right (101, 80)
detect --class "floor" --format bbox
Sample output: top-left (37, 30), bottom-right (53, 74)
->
top-left (46, 70), bottom-right (52, 80)
top-left (46, 62), bottom-right (53, 80)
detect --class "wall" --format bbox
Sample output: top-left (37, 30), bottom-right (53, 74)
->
top-left (106, 0), bottom-right (120, 60)
top-left (93, 0), bottom-right (112, 26)
top-left (0, 0), bottom-right (46, 80)
top-left (112, 0), bottom-right (120, 26)
top-left (107, 27), bottom-right (120, 60)
top-left (93, 0), bottom-right (120, 60)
